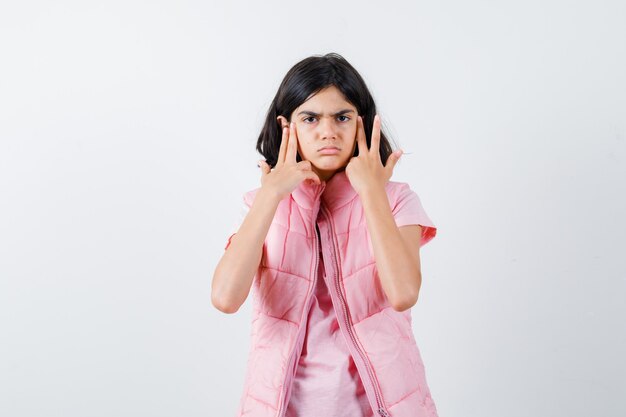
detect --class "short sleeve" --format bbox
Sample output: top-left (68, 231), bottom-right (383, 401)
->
top-left (223, 200), bottom-right (250, 251)
top-left (391, 183), bottom-right (437, 247)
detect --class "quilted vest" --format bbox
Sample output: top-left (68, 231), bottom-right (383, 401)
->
top-left (231, 169), bottom-right (439, 417)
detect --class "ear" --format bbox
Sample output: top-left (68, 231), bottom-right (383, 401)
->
top-left (276, 115), bottom-right (289, 129)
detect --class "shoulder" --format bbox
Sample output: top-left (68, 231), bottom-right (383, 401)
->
top-left (385, 180), bottom-right (416, 203)
top-left (242, 187), bottom-right (262, 208)
top-left (386, 180), bottom-right (411, 191)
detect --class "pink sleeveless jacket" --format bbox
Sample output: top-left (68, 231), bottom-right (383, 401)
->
top-left (225, 170), bottom-right (439, 417)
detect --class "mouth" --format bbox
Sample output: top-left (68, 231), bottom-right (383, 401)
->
top-left (318, 146), bottom-right (341, 155)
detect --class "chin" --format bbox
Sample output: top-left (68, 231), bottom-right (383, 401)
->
top-left (314, 161), bottom-right (345, 172)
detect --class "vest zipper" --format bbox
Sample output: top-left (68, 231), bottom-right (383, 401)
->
top-left (320, 206), bottom-right (391, 417)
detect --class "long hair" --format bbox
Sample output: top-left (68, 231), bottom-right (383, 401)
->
top-left (256, 52), bottom-right (397, 168)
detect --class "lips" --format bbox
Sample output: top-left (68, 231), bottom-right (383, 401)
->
top-left (319, 147), bottom-right (340, 155)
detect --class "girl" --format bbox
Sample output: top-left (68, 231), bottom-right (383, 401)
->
top-left (212, 53), bottom-right (439, 417)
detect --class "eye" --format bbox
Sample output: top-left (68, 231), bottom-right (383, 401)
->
top-left (302, 115), bottom-right (351, 123)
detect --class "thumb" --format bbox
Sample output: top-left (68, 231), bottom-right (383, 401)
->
top-left (386, 149), bottom-right (402, 172)
top-left (258, 160), bottom-right (271, 177)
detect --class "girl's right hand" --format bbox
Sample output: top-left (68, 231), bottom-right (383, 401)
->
top-left (258, 121), bottom-right (321, 201)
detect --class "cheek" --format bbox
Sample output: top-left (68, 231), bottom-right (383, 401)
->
top-left (297, 137), bottom-right (316, 156)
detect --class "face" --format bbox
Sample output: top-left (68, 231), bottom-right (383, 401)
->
top-left (277, 85), bottom-right (358, 183)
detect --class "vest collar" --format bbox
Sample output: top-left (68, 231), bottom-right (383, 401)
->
top-left (291, 169), bottom-right (358, 211)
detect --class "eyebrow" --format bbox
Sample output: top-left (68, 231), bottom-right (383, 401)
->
top-left (297, 109), bottom-right (355, 117)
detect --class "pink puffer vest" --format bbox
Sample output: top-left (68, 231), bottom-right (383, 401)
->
top-left (228, 170), bottom-right (438, 417)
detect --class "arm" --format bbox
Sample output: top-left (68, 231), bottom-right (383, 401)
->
top-left (211, 188), bottom-right (282, 314)
top-left (360, 185), bottom-right (423, 312)
top-left (213, 119), bottom-right (321, 314)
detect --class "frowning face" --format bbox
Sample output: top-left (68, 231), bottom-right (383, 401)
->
top-left (277, 85), bottom-right (358, 182)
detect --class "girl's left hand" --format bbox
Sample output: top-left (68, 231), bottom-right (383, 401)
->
top-left (345, 114), bottom-right (403, 196)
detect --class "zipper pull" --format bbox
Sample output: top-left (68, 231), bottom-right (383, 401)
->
top-left (378, 408), bottom-right (391, 417)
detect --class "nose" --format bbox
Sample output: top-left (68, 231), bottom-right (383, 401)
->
top-left (319, 117), bottom-right (338, 140)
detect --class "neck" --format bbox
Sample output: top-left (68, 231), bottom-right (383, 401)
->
top-left (314, 166), bottom-right (346, 183)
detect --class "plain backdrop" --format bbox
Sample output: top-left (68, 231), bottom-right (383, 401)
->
top-left (1, 1), bottom-right (625, 416)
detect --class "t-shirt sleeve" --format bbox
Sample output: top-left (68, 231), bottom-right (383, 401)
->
top-left (224, 200), bottom-right (250, 251)
top-left (391, 183), bottom-right (437, 248)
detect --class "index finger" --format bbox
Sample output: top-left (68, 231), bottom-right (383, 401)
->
top-left (370, 114), bottom-right (381, 161)
top-left (276, 125), bottom-right (289, 167)
top-left (356, 116), bottom-right (368, 155)
top-left (286, 121), bottom-right (299, 164)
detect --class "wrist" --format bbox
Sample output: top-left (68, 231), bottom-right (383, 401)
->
top-left (257, 185), bottom-right (284, 206)
top-left (359, 182), bottom-right (386, 201)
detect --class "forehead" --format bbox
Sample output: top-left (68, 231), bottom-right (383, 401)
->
top-left (296, 86), bottom-right (356, 115)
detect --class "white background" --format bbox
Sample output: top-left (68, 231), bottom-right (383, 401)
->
top-left (1, 1), bottom-right (625, 416)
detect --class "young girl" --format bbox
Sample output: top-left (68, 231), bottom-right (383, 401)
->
top-left (212, 53), bottom-right (439, 417)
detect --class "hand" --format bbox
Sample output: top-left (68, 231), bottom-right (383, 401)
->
top-left (258, 121), bottom-right (321, 201)
top-left (345, 114), bottom-right (403, 196)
